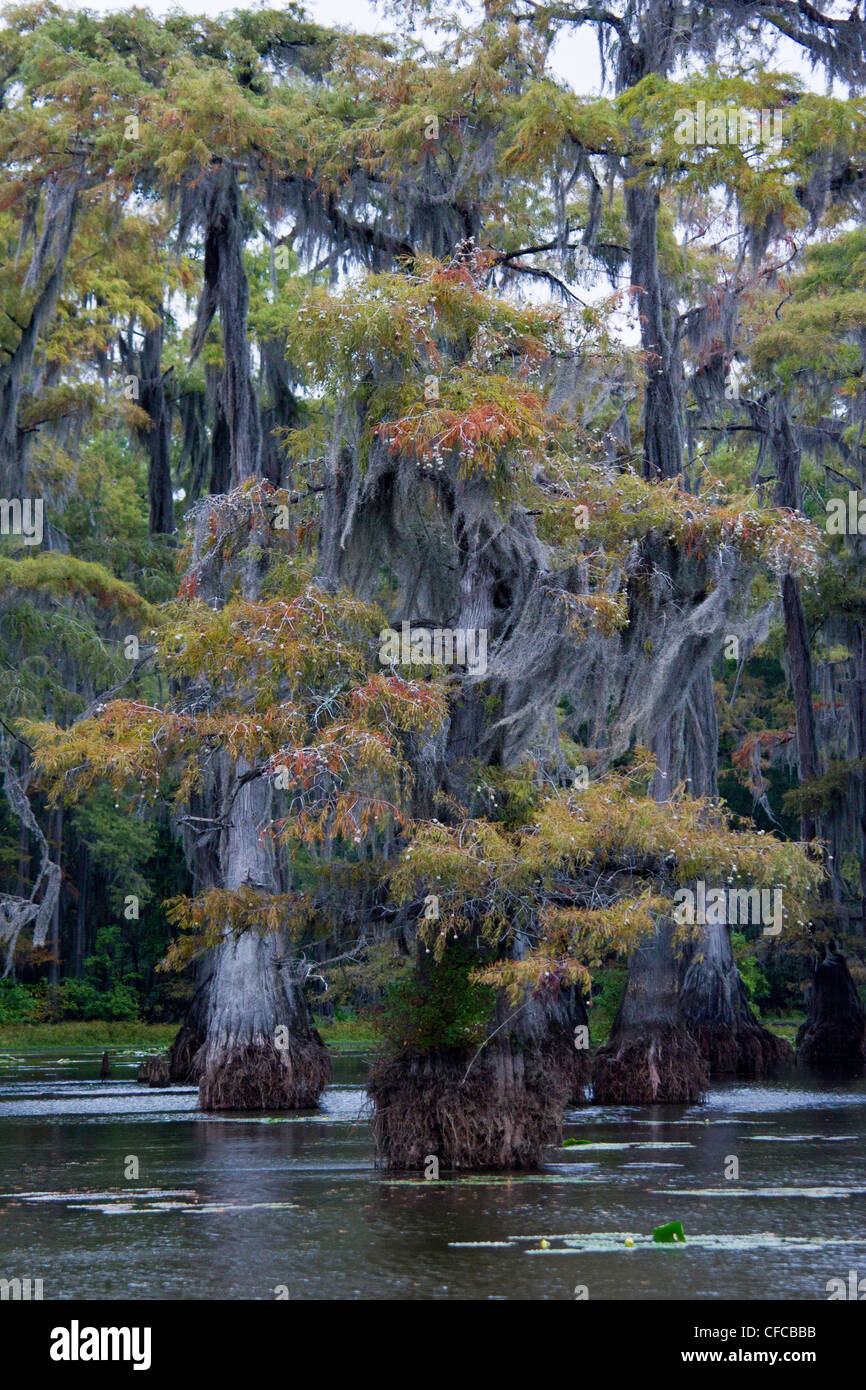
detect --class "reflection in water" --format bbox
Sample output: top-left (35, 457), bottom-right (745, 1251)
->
top-left (1, 1049), bottom-right (865, 1299)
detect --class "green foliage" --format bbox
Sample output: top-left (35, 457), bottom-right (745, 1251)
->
top-left (782, 761), bottom-right (866, 819)
top-left (376, 941), bottom-right (497, 1056)
top-left (0, 979), bottom-right (38, 1023)
top-left (0, 976), bottom-right (140, 1023)
top-left (316, 942), bottom-right (410, 1016)
top-left (0, 0), bottom-right (862, 1036)
top-left (731, 932), bottom-right (770, 1008)
top-left (43, 978), bottom-right (141, 1023)
top-left (653, 1221), bottom-right (686, 1244)
top-left (587, 963), bottom-right (627, 1044)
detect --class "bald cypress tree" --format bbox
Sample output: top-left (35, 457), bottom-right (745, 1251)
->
top-left (5, 1), bottom-right (860, 1139)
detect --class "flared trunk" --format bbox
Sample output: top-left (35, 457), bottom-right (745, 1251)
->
top-left (198, 928), bottom-right (331, 1109)
top-left (369, 1037), bottom-right (572, 1171)
top-left (369, 958), bottom-right (588, 1171)
top-left (196, 765), bottom-right (331, 1110)
top-left (796, 943), bottom-right (866, 1076)
top-left (666, 669), bottom-right (791, 1075)
top-left (165, 494), bottom-right (331, 1109)
top-left (680, 923), bottom-right (792, 1076)
top-left (595, 676), bottom-right (710, 1104)
top-left (593, 918), bottom-right (707, 1103)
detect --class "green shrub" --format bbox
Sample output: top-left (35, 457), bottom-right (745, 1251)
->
top-left (41, 978), bottom-right (141, 1022)
top-left (376, 941), bottom-right (496, 1056)
top-left (0, 980), bottom-right (41, 1024)
top-left (731, 932), bottom-right (770, 1007)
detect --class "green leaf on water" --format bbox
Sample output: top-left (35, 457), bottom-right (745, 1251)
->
top-left (653, 1220), bottom-right (686, 1243)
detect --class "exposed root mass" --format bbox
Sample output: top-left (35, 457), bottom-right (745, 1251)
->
top-left (689, 1019), bottom-right (793, 1078)
top-left (369, 1036), bottom-right (578, 1170)
top-left (592, 1024), bottom-right (707, 1105)
top-left (198, 1034), bottom-right (332, 1111)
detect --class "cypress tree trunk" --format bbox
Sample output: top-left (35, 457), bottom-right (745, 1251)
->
top-left (0, 174), bottom-right (81, 494)
top-left (208, 366), bottom-right (232, 495)
top-left (625, 177), bottom-right (684, 482)
top-left (766, 395), bottom-right (864, 1071)
top-left (592, 149), bottom-right (713, 1100)
top-left (796, 941), bottom-right (866, 1075)
top-left (166, 959), bottom-right (209, 1083)
top-left (189, 501), bottom-right (329, 1110)
top-left (594, 919), bottom-right (706, 1104)
top-left (197, 766), bottom-right (331, 1110)
top-left (157, 493), bottom-right (331, 1107)
top-left (15, 747), bottom-right (29, 903)
top-left (73, 840), bottom-right (87, 977)
top-left (140, 315), bottom-right (175, 535)
top-left (677, 671), bottom-right (793, 1076)
top-left (333, 460), bottom-right (590, 1167)
top-left (680, 924), bottom-right (792, 1076)
top-left (47, 804), bottom-right (63, 986)
top-left (189, 162), bottom-right (260, 487)
top-left (199, 929), bottom-right (331, 1109)
top-left (369, 939), bottom-right (588, 1170)
top-left (777, 564), bottom-right (864, 1073)
top-left (593, 712), bottom-right (708, 1103)
top-left (259, 336), bottom-right (299, 488)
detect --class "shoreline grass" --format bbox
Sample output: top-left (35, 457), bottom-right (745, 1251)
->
top-left (0, 1021), bottom-right (178, 1050)
top-left (0, 1016), bottom-right (382, 1053)
top-left (0, 1013), bottom-right (800, 1054)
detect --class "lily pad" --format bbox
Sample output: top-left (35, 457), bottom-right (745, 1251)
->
top-left (653, 1220), bottom-right (686, 1243)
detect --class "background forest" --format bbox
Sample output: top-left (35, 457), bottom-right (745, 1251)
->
top-left (1, 0), bottom-right (864, 1169)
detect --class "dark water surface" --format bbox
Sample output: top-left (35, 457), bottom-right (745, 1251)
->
top-left (1, 1048), bottom-right (865, 1299)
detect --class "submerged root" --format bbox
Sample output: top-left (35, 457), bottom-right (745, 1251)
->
top-left (136, 1055), bottom-right (171, 1088)
top-left (592, 1025), bottom-right (707, 1105)
top-left (198, 1034), bottom-right (332, 1111)
top-left (368, 1037), bottom-right (576, 1171)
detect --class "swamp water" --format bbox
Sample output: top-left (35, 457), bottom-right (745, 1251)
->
top-left (1, 1049), bottom-right (865, 1299)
